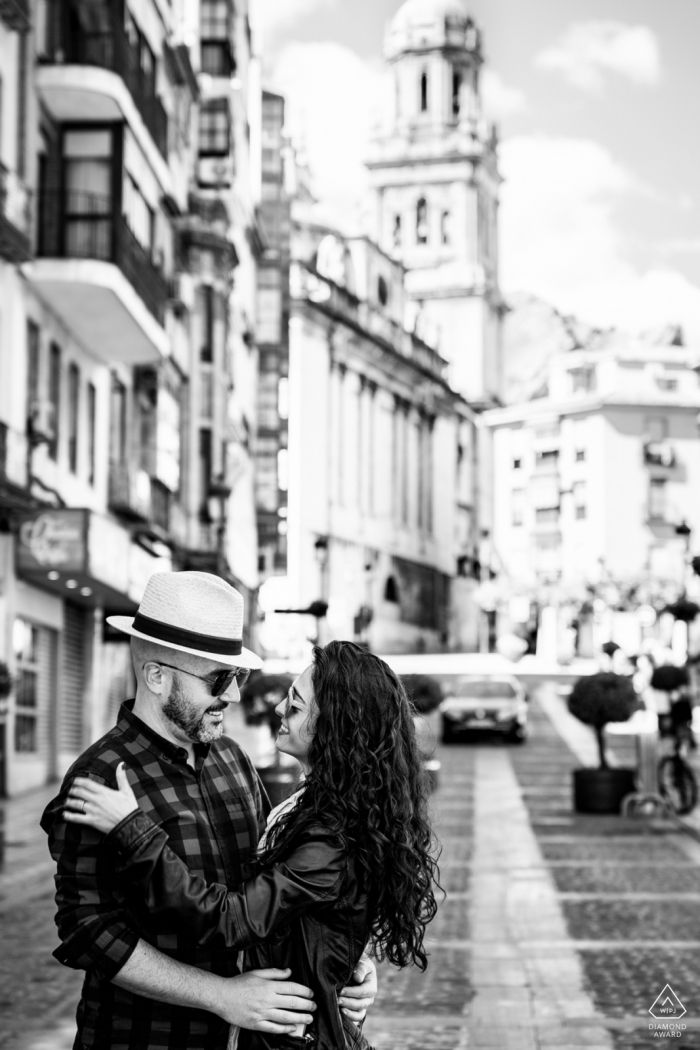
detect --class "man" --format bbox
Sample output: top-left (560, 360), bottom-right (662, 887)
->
top-left (42, 571), bottom-right (375, 1050)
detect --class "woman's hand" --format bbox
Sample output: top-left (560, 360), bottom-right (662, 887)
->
top-left (64, 763), bottom-right (139, 835)
top-left (338, 954), bottom-right (377, 1023)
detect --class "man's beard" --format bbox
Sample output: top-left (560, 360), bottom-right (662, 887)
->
top-left (162, 676), bottom-right (226, 744)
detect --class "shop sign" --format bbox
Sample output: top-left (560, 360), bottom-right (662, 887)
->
top-left (17, 509), bottom-right (87, 572)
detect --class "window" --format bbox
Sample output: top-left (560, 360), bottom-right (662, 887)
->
top-left (649, 479), bottom-right (666, 521)
top-left (87, 382), bottom-right (96, 485)
top-left (535, 449), bottom-right (559, 469)
top-left (377, 275), bottom-right (389, 306)
top-left (201, 0), bottom-right (229, 39)
top-left (393, 214), bottom-right (401, 250)
top-left (13, 619), bottom-right (39, 753)
top-left (277, 448), bottom-right (289, 492)
top-left (200, 285), bottom-right (215, 362)
top-left (512, 489), bottom-right (524, 527)
top-left (441, 210), bottom-right (450, 245)
top-left (420, 71), bottom-right (428, 112)
top-left (109, 374), bottom-right (127, 465)
top-left (573, 481), bottom-right (586, 519)
top-left (199, 428), bottom-right (212, 519)
top-left (63, 130), bottom-right (113, 260)
top-left (513, 457), bottom-right (522, 470)
top-left (570, 367), bottom-right (596, 393)
top-left (535, 507), bottom-right (559, 524)
top-left (657, 376), bottom-right (678, 392)
top-left (48, 343), bottom-right (61, 460)
top-left (257, 268), bottom-right (282, 344)
top-left (26, 321), bottom-right (40, 413)
top-left (576, 449), bottom-right (586, 462)
top-left (452, 70), bottom-right (462, 117)
top-left (199, 99), bottom-right (230, 156)
top-left (68, 362), bottom-right (80, 473)
top-left (124, 8), bottom-right (156, 96)
top-left (123, 174), bottom-right (154, 255)
top-left (416, 198), bottom-right (428, 245)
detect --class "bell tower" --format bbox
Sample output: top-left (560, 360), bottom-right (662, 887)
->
top-left (367, 0), bottom-right (503, 404)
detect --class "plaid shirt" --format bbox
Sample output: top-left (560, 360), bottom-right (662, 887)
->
top-left (41, 701), bottom-right (269, 1050)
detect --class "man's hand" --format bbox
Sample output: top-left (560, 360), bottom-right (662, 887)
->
top-left (218, 969), bottom-right (316, 1035)
top-left (338, 955), bottom-right (377, 1024)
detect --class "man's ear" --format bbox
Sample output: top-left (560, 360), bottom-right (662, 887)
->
top-left (143, 661), bottom-right (166, 695)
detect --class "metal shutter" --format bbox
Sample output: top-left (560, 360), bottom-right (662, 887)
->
top-left (61, 602), bottom-right (86, 754)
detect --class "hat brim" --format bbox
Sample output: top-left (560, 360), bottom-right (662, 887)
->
top-left (106, 616), bottom-right (263, 671)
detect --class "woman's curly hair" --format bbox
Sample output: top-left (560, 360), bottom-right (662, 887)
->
top-left (258, 640), bottom-right (441, 970)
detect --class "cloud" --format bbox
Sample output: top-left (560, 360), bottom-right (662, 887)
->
top-left (258, 0), bottom-right (337, 40)
top-left (268, 41), bottom-right (383, 231)
top-left (500, 136), bottom-right (700, 342)
top-left (535, 22), bottom-right (661, 93)
top-left (480, 69), bottom-right (528, 121)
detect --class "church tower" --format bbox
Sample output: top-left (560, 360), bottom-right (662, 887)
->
top-left (367, 0), bottom-right (503, 404)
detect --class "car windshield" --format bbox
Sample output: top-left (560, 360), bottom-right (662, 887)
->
top-left (446, 678), bottom-right (517, 700)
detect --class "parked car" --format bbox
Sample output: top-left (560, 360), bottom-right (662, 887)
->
top-left (439, 674), bottom-right (528, 744)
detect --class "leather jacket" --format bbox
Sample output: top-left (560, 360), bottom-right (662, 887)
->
top-left (106, 810), bottom-right (373, 1050)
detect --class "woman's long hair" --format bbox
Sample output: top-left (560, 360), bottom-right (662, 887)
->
top-left (257, 641), bottom-right (440, 970)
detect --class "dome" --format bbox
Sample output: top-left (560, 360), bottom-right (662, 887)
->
top-left (390, 0), bottom-right (469, 32)
top-left (386, 0), bottom-right (480, 59)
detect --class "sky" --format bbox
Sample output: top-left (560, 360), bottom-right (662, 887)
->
top-left (257, 0), bottom-right (700, 343)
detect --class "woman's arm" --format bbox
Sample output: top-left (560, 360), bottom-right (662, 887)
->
top-left (107, 807), bottom-right (345, 951)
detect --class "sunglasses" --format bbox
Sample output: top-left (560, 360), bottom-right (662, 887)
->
top-left (158, 662), bottom-right (250, 697)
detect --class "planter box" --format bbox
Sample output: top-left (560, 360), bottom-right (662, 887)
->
top-left (573, 767), bottom-right (636, 814)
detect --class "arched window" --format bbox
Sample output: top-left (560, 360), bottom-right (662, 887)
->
top-left (441, 210), bottom-right (450, 245)
top-left (384, 576), bottom-right (399, 603)
top-left (452, 70), bottom-right (462, 118)
top-left (416, 198), bottom-right (428, 244)
top-left (377, 275), bottom-right (389, 306)
top-left (420, 70), bottom-right (428, 113)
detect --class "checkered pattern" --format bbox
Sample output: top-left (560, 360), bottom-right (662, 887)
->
top-left (41, 701), bottom-right (270, 1050)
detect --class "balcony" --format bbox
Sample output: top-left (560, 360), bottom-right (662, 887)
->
top-left (0, 164), bottom-right (32, 263)
top-left (25, 190), bottom-right (168, 364)
top-left (108, 462), bottom-right (151, 521)
top-left (37, 0), bottom-right (168, 160)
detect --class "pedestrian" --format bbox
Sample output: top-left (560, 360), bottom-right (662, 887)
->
top-left (41, 572), bottom-right (376, 1050)
top-left (63, 640), bottom-right (441, 1050)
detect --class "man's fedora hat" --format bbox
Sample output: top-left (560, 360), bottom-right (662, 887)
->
top-left (106, 571), bottom-right (263, 670)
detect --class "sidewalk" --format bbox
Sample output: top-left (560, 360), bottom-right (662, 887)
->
top-left (364, 684), bottom-right (700, 1050)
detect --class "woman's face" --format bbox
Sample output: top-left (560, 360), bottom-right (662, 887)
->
top-left (275, 666), bottom-right (316, 769)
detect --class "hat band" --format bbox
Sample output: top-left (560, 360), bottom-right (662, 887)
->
top-left (133, 613), bottom-right (243, 655)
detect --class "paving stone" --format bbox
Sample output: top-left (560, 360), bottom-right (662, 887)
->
top-left (540, 839), bottom-right (687, 863)
top-left (552, 865), bottom-right (700, 894)
top-left (370, 950), bottom-right (474, 1017)
top-left (563, 899), bottom-right (700, 941)
top-left (578, 948), bottom-right (700, 1019)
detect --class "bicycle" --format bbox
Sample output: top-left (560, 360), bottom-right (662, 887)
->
top-left (657, 712), bottom-right (699, 816)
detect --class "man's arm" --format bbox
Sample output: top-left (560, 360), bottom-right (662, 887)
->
top-left (113, 941), bottom-right (315, 1034)
top-left (43, 776), bottom-right (314, 1035)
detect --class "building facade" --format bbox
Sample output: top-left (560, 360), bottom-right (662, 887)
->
top-left (0, 0), bottom-right (262, 797)
top-left (484, 339), bottom-right (700, 654)
top-left (366, 0), bottom-right (503, 405)
top-left (258, 211), bottom-right (482, 658)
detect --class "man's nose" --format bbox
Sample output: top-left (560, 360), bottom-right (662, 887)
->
top-left (219, 678), bottom-right (242, 704)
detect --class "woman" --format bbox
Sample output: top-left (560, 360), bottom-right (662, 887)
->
top-left (65, 641), bottom-right (441, 1050)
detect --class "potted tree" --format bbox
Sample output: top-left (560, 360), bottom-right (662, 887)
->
top-left (568, 672), bottom-right (638, 813)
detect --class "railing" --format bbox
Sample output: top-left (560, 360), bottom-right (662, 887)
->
top-left (38, 190), bottom-right (168, 324)
top-left (108, 462), bottom-right (151, 521)
top-left (41, 0), bottom-right (168, 157)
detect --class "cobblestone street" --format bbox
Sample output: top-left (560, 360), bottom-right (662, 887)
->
top-left (5, 684), bottom-right (700, 1048)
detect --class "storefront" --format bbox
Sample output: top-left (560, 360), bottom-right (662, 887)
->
top-left (1, 507), bottom-right (170, 796)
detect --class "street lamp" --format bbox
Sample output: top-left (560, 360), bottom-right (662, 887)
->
top-left (208, 474), bottom-right (232, 579)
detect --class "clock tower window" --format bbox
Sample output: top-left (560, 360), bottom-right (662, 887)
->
top-left (420, 70), bottom-right (429, 113)
top-left (452, 70), bottom-right (462, 118)
top-left (416, 198), bottom-right (428, 244)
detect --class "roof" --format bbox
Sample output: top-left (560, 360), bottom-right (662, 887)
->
top-left (390, 0), bottom-right (470, 32)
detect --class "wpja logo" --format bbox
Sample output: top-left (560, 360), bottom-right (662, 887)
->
top-left (649, 985), bottom-right (687, 1039)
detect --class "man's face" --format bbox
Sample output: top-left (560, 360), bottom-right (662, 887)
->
top-left (161, 659), bottom-right (243, 745)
